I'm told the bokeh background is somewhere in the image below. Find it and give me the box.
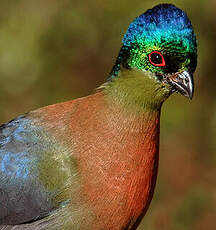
[0,0,215,229]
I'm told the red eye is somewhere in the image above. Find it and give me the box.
[148,51,166,67]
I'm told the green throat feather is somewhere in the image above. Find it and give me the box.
[104,69,171,112]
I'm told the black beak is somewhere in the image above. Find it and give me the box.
[168,71,194,99]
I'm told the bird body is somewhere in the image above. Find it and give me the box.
[1,70,163,229]
[0,4,197,230]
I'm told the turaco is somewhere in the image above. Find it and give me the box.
[0,3,197,230]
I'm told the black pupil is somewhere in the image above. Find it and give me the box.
[151,53,162,64]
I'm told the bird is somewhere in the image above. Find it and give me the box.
[0,3,197,230]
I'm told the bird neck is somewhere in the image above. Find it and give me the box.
[102,68,169,113]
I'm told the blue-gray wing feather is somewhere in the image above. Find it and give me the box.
[0,116,55,225]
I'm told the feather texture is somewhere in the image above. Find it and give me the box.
[0,3,198,230]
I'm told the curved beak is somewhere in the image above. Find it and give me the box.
[168,71,194,99]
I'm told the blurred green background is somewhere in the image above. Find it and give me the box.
[0,0,215,229]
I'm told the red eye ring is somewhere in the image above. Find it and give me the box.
[148,51,166,67]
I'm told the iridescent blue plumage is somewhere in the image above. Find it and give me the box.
[0,114,78,226]
[0,118,36,179]
[0,117,55,224]
[123,4,196,51]
[109,4,197,79]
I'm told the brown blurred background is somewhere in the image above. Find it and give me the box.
[0,0,215,229]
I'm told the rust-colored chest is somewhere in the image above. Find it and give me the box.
[34,92,160,229]
[68,93,160,229]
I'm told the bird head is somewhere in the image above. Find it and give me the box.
[108,4,197,104]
